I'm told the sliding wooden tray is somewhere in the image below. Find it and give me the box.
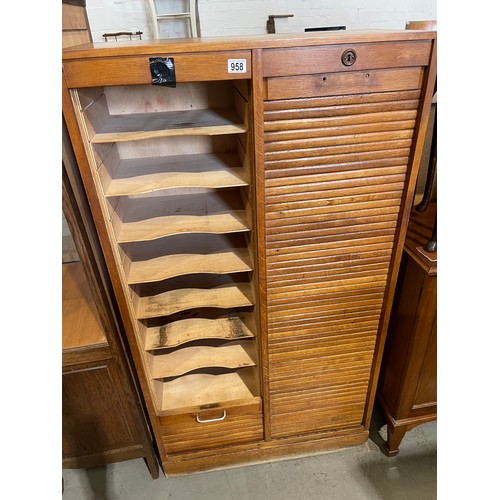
[103,152,249,197]
[122,234,253,284]
[156,367,259,413]
[133,274,255,320]
[143,311,255,350]
[111,190,252,243]
[151,340,257,378]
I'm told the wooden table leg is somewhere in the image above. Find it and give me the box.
[384,421,408,457]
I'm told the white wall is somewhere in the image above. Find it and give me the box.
[85,0,436,42]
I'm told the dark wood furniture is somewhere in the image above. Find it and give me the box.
[62,30,437,475]
[377,202,437,456]
[62,124,159,477]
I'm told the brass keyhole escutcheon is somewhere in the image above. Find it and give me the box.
[342,49,357,66]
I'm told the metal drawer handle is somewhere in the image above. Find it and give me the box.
[196,410,227,423]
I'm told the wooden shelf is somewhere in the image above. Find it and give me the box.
[62,262,108,351]
[128,249,252,284]
[104,153,249,197]
[136,281,254,319]
[152,341,257,378]
[158,368,258,412]
[74,79,259,429]
[89,108,247,143]
[144,312,255,350]
[124,233,252,284]
[114,191,251,243]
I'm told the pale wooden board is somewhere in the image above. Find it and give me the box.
[115,191,252,243]
[62,262,107,350]
[89,108,247,143]
[115,135,238,159]
[127,248,252,284]
[137,283,254,319]
[104,82,235,115]
[152,341,257,378]
[117,212,250,243]
[123,232,248,260]
[159,369,257,411]
[144,313,255,350]
[105,152,249,196]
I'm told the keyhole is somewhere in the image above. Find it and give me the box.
[341,49,357,66]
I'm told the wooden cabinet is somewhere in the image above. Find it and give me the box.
[62,30,436,475]
[62,125,159,477]
[377,203,437,456]
[62,0,91,49]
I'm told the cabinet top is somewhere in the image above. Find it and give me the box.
[62,30,436,60]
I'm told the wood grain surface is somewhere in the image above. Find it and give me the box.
[262,76,420,439]
[62,31,436,473]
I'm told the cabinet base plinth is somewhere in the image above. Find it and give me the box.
[161,427,368,475]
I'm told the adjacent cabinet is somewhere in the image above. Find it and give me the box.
[62,124,158,476]
[62,31,436,475]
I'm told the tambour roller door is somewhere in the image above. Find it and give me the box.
[263,88,422,438]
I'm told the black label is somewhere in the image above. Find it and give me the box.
[149,57,176,87]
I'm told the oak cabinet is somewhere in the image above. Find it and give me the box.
[62,125,159,476]
[377,203,437,456]
[62,30,436,475]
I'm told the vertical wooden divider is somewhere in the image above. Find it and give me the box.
[251,49,271,441]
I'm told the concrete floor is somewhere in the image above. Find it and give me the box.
[62,403,437,500]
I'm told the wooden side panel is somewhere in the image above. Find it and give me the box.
[377,253,419,412]
[262,87,422,439]
[62,3,91,49]
[62,3,88,30]
[62,360,140,461]
[412,317,437,408]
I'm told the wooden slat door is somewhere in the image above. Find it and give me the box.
[261,83,423,438]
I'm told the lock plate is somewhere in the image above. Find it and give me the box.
[341,49,357,66]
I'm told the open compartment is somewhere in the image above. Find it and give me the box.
[107,188,253,244]
[139,308,256,350]
[153,366,261,414]
[76,81,249,143]
[120,233,253,285]
[69,77,260,419]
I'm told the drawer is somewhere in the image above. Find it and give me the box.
[262,41,432,77]
[266,67,424,100]
[63,50,252,88]
[159,399,263,455]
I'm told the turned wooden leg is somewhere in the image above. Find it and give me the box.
[424,219,437,253]
[385,422,408,457]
